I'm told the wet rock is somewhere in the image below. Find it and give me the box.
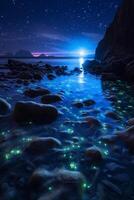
[83,99,96,106]
[101,180,122,196]
[29,168,85,200]
[18,71,33,80]
[83,60,103,75]
[116,126,134,153]
[85,146,103,162]
[24,88,50,98]
[127,118,134,126]
[106,95,117,101]
[71,67,82,74]
[13,101,58,124]
[101,73,119,81]
[16,79,23,84]
[84,117,101,127]
[105,111,120,120]
[105,162,126,173]
[26,137,61,154]
[47,74,56,80]
[41,94,62,104]
[0,98,11,115]
[73,102,83,108]
[99,135,118,145]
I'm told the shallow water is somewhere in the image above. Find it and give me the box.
[0,58,134,199]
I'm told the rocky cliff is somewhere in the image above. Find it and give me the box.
[95,0,134,62]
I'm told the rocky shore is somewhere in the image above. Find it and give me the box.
[83,0,134,82]
[0,58,134,200]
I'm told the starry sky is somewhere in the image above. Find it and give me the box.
[0,0,121,56]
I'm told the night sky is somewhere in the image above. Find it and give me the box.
[0,0,121,56]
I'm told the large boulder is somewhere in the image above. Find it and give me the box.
[25,137,61,154]
[13,101,58,124]
[29,168,85,200]
[0,98,11,115]
[85,146,103,163]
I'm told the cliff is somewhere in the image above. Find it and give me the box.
[95,0,134,62]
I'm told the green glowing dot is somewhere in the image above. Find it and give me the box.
[70,162,77,170]
[80,137,84,141]
[82,182,91,190]
[5,154,10,160]
[48,186,52,191]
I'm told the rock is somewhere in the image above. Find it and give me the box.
[41,94,62,104]
[73,102,83,108]
[99,135,118,145]
[47,74,56,80]
[106,95,117,101]
[105,111,120,120]
[85,146,103,162]
[95,0,134,62]
[38,187,68,200]
[26,137,61,154]
[13,101,58,124]
[101,180,122,196]
[105,162,126,173]
[127,118,134,126]
[24,88,50,98]
[84,117,101,127]
[0,98,11,115]
[101,73,119,81]
[83,60,103,74]
[71,67,82,74]
[18,71,33,80]
[33,73,42,80]
[83,99,96,106]
[29,168,85,200]
[116,126,134,153]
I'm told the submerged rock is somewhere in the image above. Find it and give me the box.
[41,94,62,104]
[83,99,96,106]
[85,146,103,163]
[0,98,11,115]
[24,88,50,98]
[99,135,118,145]
[13,101,58,124]
[105,111,120,120]
[29,168,85,200]
[85,117,101,127]
[83,60,103,74]
[73,102,83,108]
[26,137,61,154]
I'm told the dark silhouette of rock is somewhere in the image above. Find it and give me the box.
[84,0,134,81]
[0,98,11,115]
[29,168,85,200]
[96,0,134,62]
[13,101,58,124]
[24,88,50,98]
[41,94,62,104]
[25,137,61,154]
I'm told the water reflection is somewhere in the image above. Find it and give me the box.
[78,57,84,84]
